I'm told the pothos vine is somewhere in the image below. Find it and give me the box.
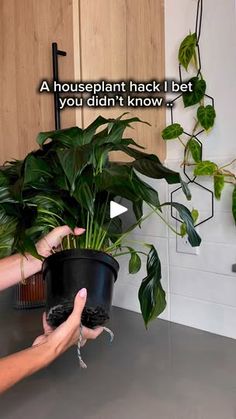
[162,0,236,227]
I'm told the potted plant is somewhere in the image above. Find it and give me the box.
[0,114,201,328]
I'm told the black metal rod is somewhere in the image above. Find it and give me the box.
[52,42,66,130]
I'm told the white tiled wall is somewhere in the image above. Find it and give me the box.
[114,0,236,339]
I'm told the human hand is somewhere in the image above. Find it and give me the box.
[32,288,103,356]
[36,225,85,258]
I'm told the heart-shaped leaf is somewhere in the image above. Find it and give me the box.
[197,105,216,130]
[162,123,184,140]
[186,138,202,162]
[178,33,197,71]
[182,77,206,108]
[194,160,218,176]
[128,247,142,274]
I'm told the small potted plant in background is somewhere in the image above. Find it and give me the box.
[0,114,201,328]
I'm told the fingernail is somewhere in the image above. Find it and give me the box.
[78,288,87,298]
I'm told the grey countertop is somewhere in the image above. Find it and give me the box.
[1,298,236,419]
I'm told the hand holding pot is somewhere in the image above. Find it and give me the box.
[33,288,104,355]
[36,225,86,258]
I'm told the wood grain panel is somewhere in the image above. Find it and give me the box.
[79,0,166,161]
[0,0,80,164]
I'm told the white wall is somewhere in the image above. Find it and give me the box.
[114,0,236,339]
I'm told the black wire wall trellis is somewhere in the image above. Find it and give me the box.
[169,0,215,228]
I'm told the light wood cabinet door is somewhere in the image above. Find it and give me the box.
[0,0,165,164]
[0,0,79,164]
[79,0,166,161]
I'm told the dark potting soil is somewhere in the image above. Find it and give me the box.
[47,302,109,329]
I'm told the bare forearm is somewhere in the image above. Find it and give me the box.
[0,253,42,291]
[0,342,56,394]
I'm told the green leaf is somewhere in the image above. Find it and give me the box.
[178,33,197,70]
[73,182,94,215]
[180,179,192,200]
[132,173,161,208]
[162,123,184,140]
[191,208,199,223]
[131,155,181,184]
[133,200,143,222]
[82,116,110,145]
[214,174,225,200]
[194,160,218,176]
[186,138,202,163]
[96,165,139,202]
[197,105,216,130]
[162,202,201,246]
[23,154,53,186]
[138,245,166,327]
[56,146,91,191]
[182,77,206,108]
[128,248,142,274]
[0,209,18,257]
[232,186,236,224]
[180,222,187,237]
[0,186,16,204]
[37,127,83,147]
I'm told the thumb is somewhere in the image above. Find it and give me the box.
[68,288,87,324]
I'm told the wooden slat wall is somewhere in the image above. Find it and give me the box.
[79,0,166,161]
[0,0,79,165]
[0,0,165,164]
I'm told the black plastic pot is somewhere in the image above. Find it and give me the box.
[42,249,119,329]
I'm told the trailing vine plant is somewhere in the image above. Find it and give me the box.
[162,0,236,227]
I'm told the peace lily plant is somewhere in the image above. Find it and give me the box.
[0,114,201,326]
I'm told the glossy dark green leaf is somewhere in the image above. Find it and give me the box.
[37,127,83,147]
[186,138,202,162]
[57,146,92,191]
[23,154,53,186]
[178,33,197,70]
[194,160,218,176]
[162,123,184,140]
[214,174,225,200]
[132,173,161,208]
[162,202,201,246]
[182,77,206,108]
[82,116,110,145]
[132,156,181,184]
[128,247,142,274]
[197,105,216,130]
[138,245,166,327]
[95,165,138,202]
[232,186,236,225]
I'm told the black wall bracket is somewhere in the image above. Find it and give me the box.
[52,42,66,130]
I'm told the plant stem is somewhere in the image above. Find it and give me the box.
[219,159,236,171]
[149,205,182,236]
[178,136,186,147]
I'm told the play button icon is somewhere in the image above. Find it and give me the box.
[110,201,128,219]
